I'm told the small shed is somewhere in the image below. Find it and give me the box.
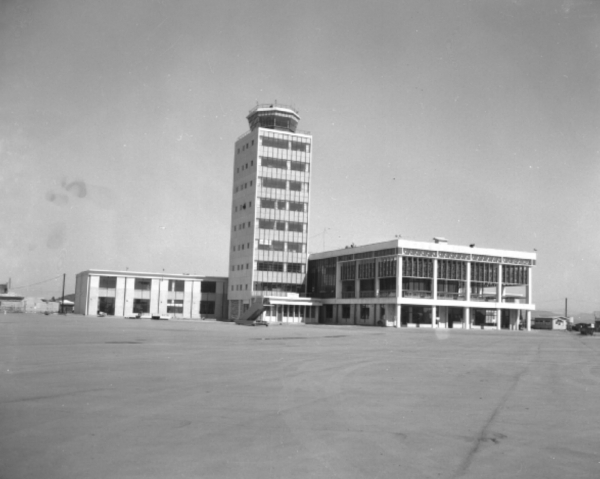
[532,316,568,330]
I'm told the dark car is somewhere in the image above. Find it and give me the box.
[253,319,269,327]
[572,323,585,332]
[580,324,595,336]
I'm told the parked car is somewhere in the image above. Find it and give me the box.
[572,323,586,332]
[253,319,269,327]
[579,324,595,336]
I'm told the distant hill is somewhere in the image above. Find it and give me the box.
[532,310,560,319]
[572,312,597,323]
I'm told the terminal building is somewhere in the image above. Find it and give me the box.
[74,270,228,320]
[74,103,536,329]
[306,238,536,330]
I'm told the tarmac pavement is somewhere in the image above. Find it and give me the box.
[1,313,599,479]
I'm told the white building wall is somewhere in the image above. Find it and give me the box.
[88,275,100,315]
[124,277,135,317]
[150,279,160,315]
[114,277,126,316]
[191,281,201,319]
[184,280,193,318]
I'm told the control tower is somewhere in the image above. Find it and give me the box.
[227,104,317,322]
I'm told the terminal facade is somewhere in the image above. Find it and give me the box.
[306,238,535,330]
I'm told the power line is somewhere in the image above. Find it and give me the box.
[11,275,63,290]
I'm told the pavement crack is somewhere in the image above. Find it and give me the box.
[452,359,533,478]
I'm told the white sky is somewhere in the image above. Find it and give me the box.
[1,0,599,313]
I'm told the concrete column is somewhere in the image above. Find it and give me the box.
[355,263,360,300]
[396,255,403,299]
[497,264,503,303]
[375,258,380,298]
[395,304,401,328]
[335,262,342,299]
[464,307,470,330]
[526,310,531,331]
[495,264,502,331]
[432,306,437,327]
[123,277,135,317]
[526,267,533,305]
[433,258,438,300]
[115,276,126,317]
[466,262,471,301]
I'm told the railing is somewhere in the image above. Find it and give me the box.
[249,103,299,115]
[254,291,299,297]
[437,292,466,300]
[470,294,497,302]
[359,290,376,298]
[402,290,433,299]
[237,127,311,141]
[378,290,397,298]
[341,291,356,299]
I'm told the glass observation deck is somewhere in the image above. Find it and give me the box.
[247,103,301,133]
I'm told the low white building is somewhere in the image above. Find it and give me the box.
[74,270,228,320]
[532,316,568,330]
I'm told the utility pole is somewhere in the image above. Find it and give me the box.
[61,273,66,315]
[565,297,568,318]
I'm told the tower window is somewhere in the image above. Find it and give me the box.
[261,157,287,169]
[259,219,275,230]
[261,136,289,149]
[289,181,303,192]
[287,242,303,253]
[290,141,307,152]
[289,202,305,212]
[288,222,304,233]
[290,162,306,172]
[257,262,285,272]
[287,263,303,273]
[261,178,286,190]
[260,198,276,209]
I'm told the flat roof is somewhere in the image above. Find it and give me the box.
[309,238,536,262]
[77,269,228,281]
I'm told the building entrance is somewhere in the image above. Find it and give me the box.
[447,307,463,329]
[98,297,115,316]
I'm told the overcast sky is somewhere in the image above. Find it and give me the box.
[1,0,599,313]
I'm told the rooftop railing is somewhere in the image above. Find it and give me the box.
[248,103,299,115]
[402,290,433,299]
[236,128,312,141]
[437,292,466,300]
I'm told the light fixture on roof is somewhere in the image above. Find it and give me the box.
[433,237,448,244]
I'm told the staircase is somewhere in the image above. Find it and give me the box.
[235,298,270,325]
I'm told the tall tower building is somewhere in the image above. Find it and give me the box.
[228,103,315,321]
